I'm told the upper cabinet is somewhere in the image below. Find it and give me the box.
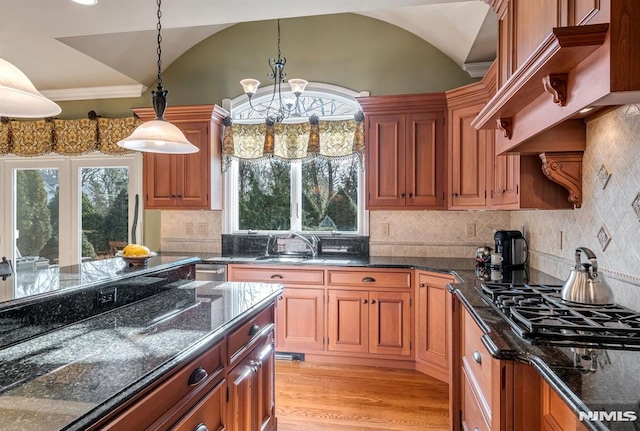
[477,0,640,155]
[133,105,227,210]
[358,94,447,210]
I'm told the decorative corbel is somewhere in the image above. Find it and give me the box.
[539,151,583,208]
[496,118,512,139]
[542,73,568,106]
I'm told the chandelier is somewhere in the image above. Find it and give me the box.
[118,0,198,154]
[239,19,308,125]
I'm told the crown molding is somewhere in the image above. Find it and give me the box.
[40,84,148,101]
[462,61,494,78]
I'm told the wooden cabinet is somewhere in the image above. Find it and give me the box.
[133,104,227,210]
[228,264,325,354]
[228,334,275,431]
[358,94,447,210]
[541,379,588,431]
[170,380,225,431]
[276,288,324,352]
[415,271,455,383]
[449,103,492,208]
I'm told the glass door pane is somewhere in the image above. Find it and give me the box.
[80,167,130,261]
[15,168,59,274]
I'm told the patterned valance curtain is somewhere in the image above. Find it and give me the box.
[221,116,365,172]
[0,115,141,157]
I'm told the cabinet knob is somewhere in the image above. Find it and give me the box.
[277,296,283,300]
[452,193,459,197]
[194,424,209,431]
[361,276,376,283]
[270,274,284,279]
[419,283,425,288]
[400,193,406,198]
[188,367,208,386]
[408,193,413,198]
[170,194,177,198]
[472,351,482,364]
[362,299,368,304]
[370,299,376,304]
[248,324,260,336]
[473,428,480,431]
[177,194,183,199]
[249,360,260,373]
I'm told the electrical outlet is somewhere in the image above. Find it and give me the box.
[381,223,390,237]
[185,222,194,234]
[466,223,476,238]
[197,222,208,235]
[96,287,117,307]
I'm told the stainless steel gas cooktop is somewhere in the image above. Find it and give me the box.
[479,283,640,350]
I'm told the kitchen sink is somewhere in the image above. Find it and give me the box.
[253,255,310,263]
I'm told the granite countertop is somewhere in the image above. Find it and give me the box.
[0,279,282,431]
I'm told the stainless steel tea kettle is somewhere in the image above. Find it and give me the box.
[561,247,614,305]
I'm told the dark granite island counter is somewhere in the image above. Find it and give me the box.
[0,257,282,431]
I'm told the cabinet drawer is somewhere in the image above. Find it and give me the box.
[228,306,274,363]
[103,343,223,431]
[462,365,492,431]
[327,269,411,288]
[228,265,324,285]
[461,309,493,413]
[171,379,225,431]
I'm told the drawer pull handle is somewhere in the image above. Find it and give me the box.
[362,276,376,283]
[249,324,260,336]
[188,367,208,386]
[270,274,284,279]
[195,423,209,431]
[419,283,425,288]
[472,351,482,364]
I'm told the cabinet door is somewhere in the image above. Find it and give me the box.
[368,291,411,356]
[405,112,445,208]
[416,272,453,382]
[171,380,226,431]
[450,104,489,208]
[366,114,406,208]
[276,288,324,352]
[144,152,178,208]
[227,356,256,431]
[255,337,276,431]
[327,290,369,353]
[176,121,210,209]
[490,130,520,208]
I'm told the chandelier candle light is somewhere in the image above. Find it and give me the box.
[118,0,198,154]
[240,19,308,124]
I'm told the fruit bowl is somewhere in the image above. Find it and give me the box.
[116,251,157,267]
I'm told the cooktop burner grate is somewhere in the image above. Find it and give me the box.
[479,283,640,349]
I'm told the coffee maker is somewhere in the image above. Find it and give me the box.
[494,230,529,269]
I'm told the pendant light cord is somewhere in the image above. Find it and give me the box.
[156,0,163,90]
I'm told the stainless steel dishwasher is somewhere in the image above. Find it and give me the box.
[195,263,227,281]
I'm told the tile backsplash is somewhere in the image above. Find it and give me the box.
[159,210,222,253]
[512,104,640,308]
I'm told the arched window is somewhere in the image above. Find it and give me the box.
[223,83,368,235]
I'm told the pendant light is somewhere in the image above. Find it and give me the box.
[118,0,198,154]
[0,58,62,118]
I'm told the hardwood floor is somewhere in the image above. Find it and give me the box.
[275,360,449,430]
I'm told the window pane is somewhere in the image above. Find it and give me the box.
[15,169,58,271]
[302,158,359,231]
[238,159,291,230]
[81,167,129,260]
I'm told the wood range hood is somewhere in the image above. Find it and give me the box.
[473,0,640,208]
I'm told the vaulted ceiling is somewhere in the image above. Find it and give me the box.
[0,0,496,100]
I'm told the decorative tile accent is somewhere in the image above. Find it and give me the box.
[597,162,612,189]
[632,193,640,221]
[597,224,611,251]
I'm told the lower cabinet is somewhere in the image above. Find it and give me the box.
[327,289,411,357]
[171,380,226,431]
[541,379,588,431]
[415,271,456,383]
[276,288,324,352]
[228,334,275,431]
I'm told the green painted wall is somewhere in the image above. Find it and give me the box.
[57,13,476,119]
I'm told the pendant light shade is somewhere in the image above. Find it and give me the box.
[0,58,62,118]
[118,118,198,154]
[117,0,198,154]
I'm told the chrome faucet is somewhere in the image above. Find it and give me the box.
[287,232,320,258]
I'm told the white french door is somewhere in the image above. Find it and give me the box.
[0,154,142,271]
